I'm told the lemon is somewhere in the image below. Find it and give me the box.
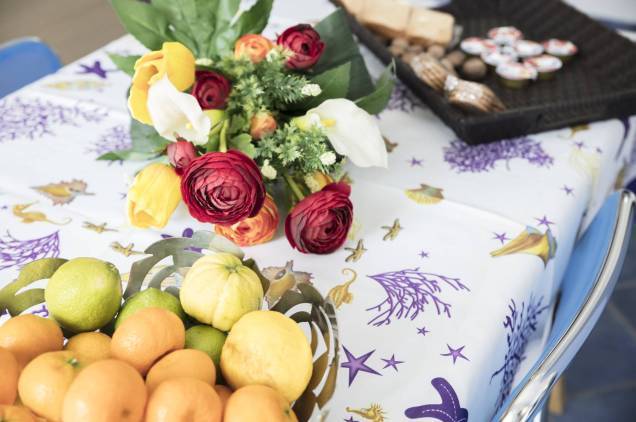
[185,325,227,370]
[45,258,122,333]
[220,310,313,402]
[115,288,186,329]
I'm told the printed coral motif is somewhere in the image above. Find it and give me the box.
[87,124,132,161]
[32,180,93,206]
[443,137,553,173]
[404,377,468,422]
[386,80,423,113]
[0,230,60,271]
[490,227,557,266]
[366,268,469,326]
[491,296,549,409]
[0,97,108,142]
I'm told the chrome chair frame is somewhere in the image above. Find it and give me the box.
[496,190,635,421]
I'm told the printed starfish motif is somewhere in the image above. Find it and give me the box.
[562,185,574,196]
[409,157,423,167]
[381,219,402,241]
[417,326,430,336]
[440,344,469,364]
[77,60,114,79]
[340,346,381,386]
[573,140,586,149]
[83,221,117,233]
[110,241,143,257]
[492,232,509,244]
[383,136,398,153]
[404,377,469,421]
[344,417,358,422]
[381,354,404,371]
[345,240,367,263]
[535,215,555,228]
[418,250,429,259]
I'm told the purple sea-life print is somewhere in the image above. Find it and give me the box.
[0,230,60,271]
[404,377,468,421]
[0,97,108,143]
[443,137,553,173]
[491,295,549,409]
[386,80,423,113]
[87,124,131,161]
[77,60,115,79]
[161,228,203,253]
[366,268,469,326]
[30,304,49,317]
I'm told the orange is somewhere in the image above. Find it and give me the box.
[0,315,63,369]
[145,349,215,394]
[62,359,146,422]
[224,385,298,422]
[213,385,232,410]
[145,378,222,422]
[64,332,111,364]
[0,347,19,405]
[0,405,36,422]
[17,351,84,421]
[110,307,185,375]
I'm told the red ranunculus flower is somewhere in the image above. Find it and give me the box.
[191,70,231,110]
[180,150,266,225]
[285,182,353,254]
[167,140,197,175]
[276,24,325,69]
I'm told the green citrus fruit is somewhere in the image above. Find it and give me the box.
[115,288,186,329]
[45,257,122,333]
[185,325,227,370]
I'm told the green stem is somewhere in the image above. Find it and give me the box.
[284,173,305,202]
[219,120,229,153]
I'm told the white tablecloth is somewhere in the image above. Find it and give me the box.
[1,1,634,420]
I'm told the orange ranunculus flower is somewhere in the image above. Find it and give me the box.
[250,111,277,140]
[128,42,195,125]
[234,34,274,64]
[215,195,279,246]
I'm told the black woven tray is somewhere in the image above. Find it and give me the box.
[333,0,636,144]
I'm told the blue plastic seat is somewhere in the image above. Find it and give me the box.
[0,37,61,98]
[493,190,635,421]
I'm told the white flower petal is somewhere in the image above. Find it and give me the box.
[309,99,387,168]
[147,75,211,145]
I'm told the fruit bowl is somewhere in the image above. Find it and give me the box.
[0,231,339,422]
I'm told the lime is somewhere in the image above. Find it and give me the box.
[185,325,227,370]
[45,257,122,333]
[115,288,186,329]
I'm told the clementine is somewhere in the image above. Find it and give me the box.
[0,347,19,405]
[0,315,63,369]
[0,405,36,422]
[224,385,298,422]
[110,307,185,375]
[17,351,84,421]
[64,332,111,364]
[145,378,222,422]
[62,359,146,422]
[145,349,215,394]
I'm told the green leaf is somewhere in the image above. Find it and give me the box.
[130,119,171,152]
[233,0,274,36]
[355,62,396,114]
[229,133,256,158]
[291,61,351,110]
[312,9,373,99]
[107,53,140,77]
[97,150,162,161]
[111,0,172,50]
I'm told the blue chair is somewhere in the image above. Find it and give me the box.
[0,37,61,98]
[494,189,635,421]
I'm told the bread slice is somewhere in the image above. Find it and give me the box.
[406,8,455,47]
[338,0,366,17]
[358,0,411,39]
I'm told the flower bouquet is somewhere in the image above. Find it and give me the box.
[102,0,394,254]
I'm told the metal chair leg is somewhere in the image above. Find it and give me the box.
[548,378,566,415]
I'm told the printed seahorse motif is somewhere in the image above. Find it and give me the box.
[346,404,386,422]
[32,180,94,205]
[327,268,357,308]
[261,261,313,306]
[12,203,70,225]
[110,242,143,257]
[404,378,468,421]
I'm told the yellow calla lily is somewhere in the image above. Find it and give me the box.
[128,42,196,125]
[127,163,182,228]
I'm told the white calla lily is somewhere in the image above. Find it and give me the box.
[146,75,211,145]
[306,99,387,168]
